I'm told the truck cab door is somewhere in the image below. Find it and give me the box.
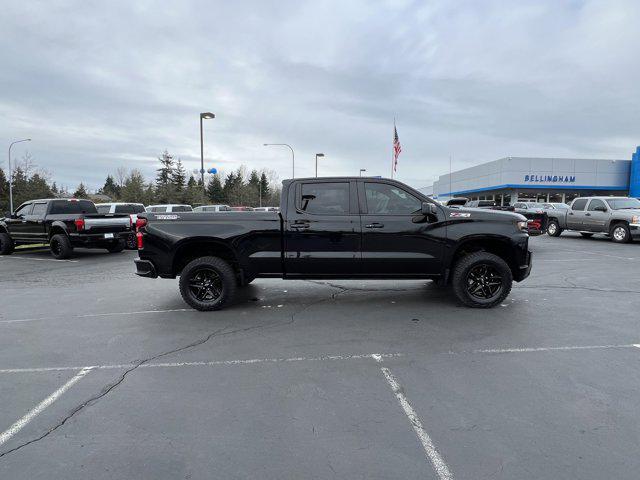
[583,199,608,232]
[6,203,33,241]
[567,198,588,230]
[358,181,444,275]
[27,202,49,241]
[284,180,361,276]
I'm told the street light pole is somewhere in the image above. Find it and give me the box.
[200,112,215,192]
[359,169,366,177]
[263,143,295,178]
[7,138,31,214]
[315,153,325,178]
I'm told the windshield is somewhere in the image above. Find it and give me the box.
[605,198,640,210]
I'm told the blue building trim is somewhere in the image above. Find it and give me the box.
[630,146,640,198]
[437,183,629,198]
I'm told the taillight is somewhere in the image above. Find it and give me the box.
[74,218,85,232]
[136,232,144,249]
[135,218,147,231]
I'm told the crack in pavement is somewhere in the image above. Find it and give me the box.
[0,319,289,459]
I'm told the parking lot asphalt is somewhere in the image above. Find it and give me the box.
[1,233,640,479]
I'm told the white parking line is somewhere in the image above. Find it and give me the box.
[551,249,636,261]
[0,353,404,374]
[372,354,453,480]
[0,309,194,324]
[470,344,636,354]
[2,256,78,263]
[0,367,92,446]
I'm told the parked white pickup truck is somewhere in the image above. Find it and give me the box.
[546,196,640,243]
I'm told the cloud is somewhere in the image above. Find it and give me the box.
[1,0,638,191]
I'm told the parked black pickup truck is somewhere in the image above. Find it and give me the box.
[135,177,532,309]
[0,198,133,259]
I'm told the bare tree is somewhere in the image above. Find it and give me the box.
[116,166,128,189]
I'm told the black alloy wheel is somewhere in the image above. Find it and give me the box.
[466,264,503,300]
[179,256,237,311]
[188,268,224,302]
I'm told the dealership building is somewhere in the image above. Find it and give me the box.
[421,147,640,205]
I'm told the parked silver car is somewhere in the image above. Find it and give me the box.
[546,196,640,243]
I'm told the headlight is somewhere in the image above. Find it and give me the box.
[517,221,528,232]
[632,215,640,224]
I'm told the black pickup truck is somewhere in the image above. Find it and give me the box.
[0,198,133,259]
[135,177,532,309]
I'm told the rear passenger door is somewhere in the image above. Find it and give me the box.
[567,198,588,229]
[284,180,361,275]
[359,181,443,275]
[26,202,49,242]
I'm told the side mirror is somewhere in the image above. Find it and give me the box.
[10,213,18,219]
[421,202,437,216]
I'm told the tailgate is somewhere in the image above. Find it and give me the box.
[83,215,132,234]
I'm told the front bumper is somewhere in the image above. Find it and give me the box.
[514,250,533,282]
[134,258,158,278]
[630,223,640,237]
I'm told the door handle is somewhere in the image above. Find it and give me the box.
[568,213,573,215]
[365,223,384,228]
[290,222,309,230]
[585,213,591,216]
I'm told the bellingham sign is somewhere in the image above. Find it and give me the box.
[524,174,576,183]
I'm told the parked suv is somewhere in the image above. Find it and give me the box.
[193,205,232,213]
[146,204,193,213]
[546,196,640,243]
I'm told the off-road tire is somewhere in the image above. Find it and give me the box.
[610,223,631,243]
[179,256,237,311]
[50,234,73,259]
[547,220,562,237]
[452,251,512,308]
[0,232,14,255]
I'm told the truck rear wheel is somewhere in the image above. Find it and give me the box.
[50,234,73,259]
[547,220,562,237]
[452,252,512,308]
[0,232,14,255]
[179,256,237,311]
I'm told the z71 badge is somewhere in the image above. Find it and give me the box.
[450,212,471,218]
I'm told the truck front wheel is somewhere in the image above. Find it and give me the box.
[0,233,14,255]
[179,256,237,311]
[452,252,512,308]
[50,234,73,259]
[610,223,631,243]
[547,220,562,237]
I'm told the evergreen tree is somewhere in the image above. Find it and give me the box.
[28,173,53,200]
[51,182,59,195]
[73,182,88,198]
[184,176,206,206]
[172,159,187,197]
[248,170,261,206]
[222,172,237,205]
[100,175,120,199]
[120,170,146,202]
[155,150,176,203]
[206,174,224,203]
[142,183,156,206]
[0,168,8,213]
[259,172,271,202]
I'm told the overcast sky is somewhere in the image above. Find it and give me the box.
[2,0,639,191]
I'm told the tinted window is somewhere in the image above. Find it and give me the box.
[571,198,588,211]
[31,203,48,217]
[365,183,421,215]
[300,183,350,215]
[587,199,606,211]
[605,198,640,210]
[173,206,192,212]
[14,203,33,216]
[96,205,111,214]
[514,203,526,209]
[148,206,167,212]
[115,204,136,214]
[49,200,97,215]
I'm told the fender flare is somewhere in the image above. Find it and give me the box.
[48,221,69,239]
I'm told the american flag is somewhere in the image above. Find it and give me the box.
[393,123,402,172]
